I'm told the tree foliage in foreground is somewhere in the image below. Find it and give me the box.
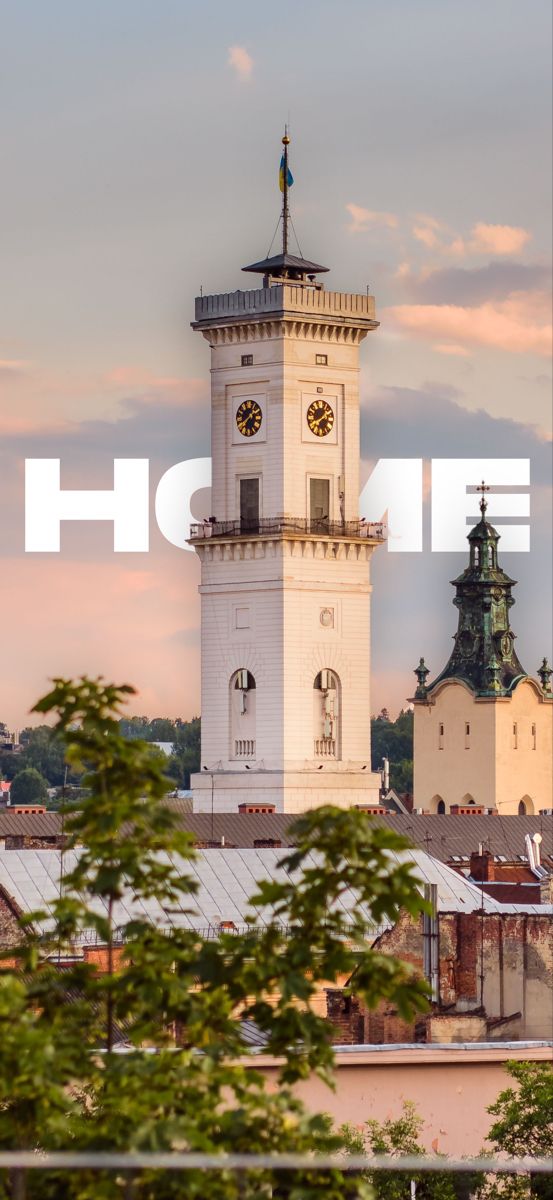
[475,1061,553,1200]
[341,1100,480,1200]
[0,676,431,1199]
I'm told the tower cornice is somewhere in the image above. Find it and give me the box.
[192,284,378,341]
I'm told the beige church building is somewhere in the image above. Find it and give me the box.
[412,490,552,815]
[189,135,384,812]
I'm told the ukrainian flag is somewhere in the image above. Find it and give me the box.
[279,154,294,192]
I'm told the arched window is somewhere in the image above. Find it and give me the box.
[230,669,256,760]
[437,799,446,814]
[313,670,341,759]
[473,545,480,567]
[488,544,494,567]
[518,799,526,815]
[519,795,534,816]
[432,795,446,815]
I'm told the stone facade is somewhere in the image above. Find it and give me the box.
[190,281,383,811]
[414,677,553,814]
[413,494,553,814]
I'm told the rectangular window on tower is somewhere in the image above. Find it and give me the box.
[465,722,471,749]
[316,353,328,365]
[310,478,330,532]
[532,723,537,750]
[239,477,260,534]
[241,354,253,366]
[438,723,444,750]
[512,722,518,749]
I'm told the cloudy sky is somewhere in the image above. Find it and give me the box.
[1,0,551,730]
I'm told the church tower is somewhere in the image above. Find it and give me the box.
[189,135,384,813]
[412,484,553,815]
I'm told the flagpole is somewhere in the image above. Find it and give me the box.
[282,129,290,256]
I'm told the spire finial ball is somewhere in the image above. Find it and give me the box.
[282,134,290,145]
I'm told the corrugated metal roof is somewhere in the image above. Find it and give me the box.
[2,846,548,946]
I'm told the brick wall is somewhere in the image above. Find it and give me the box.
[0,890,23,948]
[325,908,553,1044]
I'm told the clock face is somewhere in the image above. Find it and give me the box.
[306,398,334,438]
[236,398,262,438]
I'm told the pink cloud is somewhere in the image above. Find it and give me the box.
[346,204,398,234]
[411,215,532,259]
[469,222,531,256]
[227,45,253,81]
[385,291,552,357]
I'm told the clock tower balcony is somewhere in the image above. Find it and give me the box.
[189,517,386,544]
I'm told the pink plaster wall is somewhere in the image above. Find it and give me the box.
[251,1044,551,1156]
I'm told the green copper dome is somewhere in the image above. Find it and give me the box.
[426,489,527,698]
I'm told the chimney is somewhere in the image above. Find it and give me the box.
[469,848,495,881]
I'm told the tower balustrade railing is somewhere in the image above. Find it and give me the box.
[190,517,386,542]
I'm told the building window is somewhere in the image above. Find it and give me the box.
[241,354,253,366]
[309,478,330,531]
[313,670,340,759]
[532,723,537,750]
[473,546,480,567]
[230,670,256,760]
[512,722,518,749]
[437,799,446,815]
[438,723,444,750]
[316,353,328,365]
[465,722,470,749]
[239,477,260,534]
[488,545,494,567]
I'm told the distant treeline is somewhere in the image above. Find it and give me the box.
[1,710,411,798]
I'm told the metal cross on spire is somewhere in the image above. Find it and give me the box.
[476,480,490,515]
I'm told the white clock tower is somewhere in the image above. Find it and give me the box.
[189,136,384,813]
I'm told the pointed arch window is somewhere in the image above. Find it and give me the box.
[487,544,495,567]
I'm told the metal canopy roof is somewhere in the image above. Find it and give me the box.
[242,252,329,278]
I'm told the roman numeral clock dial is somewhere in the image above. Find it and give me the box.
[236,399,263,437]
[306,398,334,437]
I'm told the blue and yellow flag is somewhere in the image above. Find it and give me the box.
[279,154,294,192]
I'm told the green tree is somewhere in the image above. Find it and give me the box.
[0,676,432,1199]
[11,725,82,789]
[476,1062,553,1199]
[371,709,413,793]
[9,766,48,806]
[166,717,201,787]
[341,1101,476,1200]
